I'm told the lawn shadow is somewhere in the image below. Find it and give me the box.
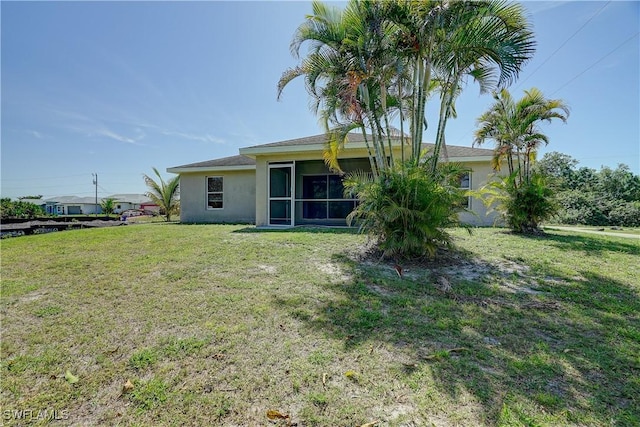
[233,225,359,234]
[271,243,640,425]
[526,230,640,256]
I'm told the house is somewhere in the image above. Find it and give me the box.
[44,196,102,215]
[106,194,159,214]
[40,194,157,216]
[167,133,499,227]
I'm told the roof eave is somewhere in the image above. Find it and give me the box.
[167,165,256,174]
[447,156,494,163]
[239,141,382,156]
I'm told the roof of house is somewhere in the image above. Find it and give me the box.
[44,196,99,205]
[168,133,495,173]
[40,194,152,205]
[106,194,152,204]
[168,154,257,173]
[170,155,256,170]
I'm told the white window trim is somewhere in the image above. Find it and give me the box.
[206,176,224,210]
[460,171,471,209]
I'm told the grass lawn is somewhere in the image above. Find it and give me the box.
[1,224,638,426]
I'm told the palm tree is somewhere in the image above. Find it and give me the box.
[278,0,401,177]
[474,87,569,233]
[278,0,535,177]
[143,167,180,222]
[427,0,535,172]
[277,0,539,253]
[474,87,570,186]
[100,197,116,215]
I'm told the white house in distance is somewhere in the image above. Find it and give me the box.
[168,133,500,227]
[41,194,158,215]
[107,194,160,214]
[44,196,103,215]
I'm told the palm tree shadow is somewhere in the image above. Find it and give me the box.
[271,246,640,424]
[521,230,639,255]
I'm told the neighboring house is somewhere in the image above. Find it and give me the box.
[106,194,158,214]
[44,196,102,215]
[40,194,157,215]
[167,133,500,227]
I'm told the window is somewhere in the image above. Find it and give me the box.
[300,174,356,220]
[459,172,471,208]
[207,177,223,209]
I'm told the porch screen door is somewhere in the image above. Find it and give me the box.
[269,164,294,226]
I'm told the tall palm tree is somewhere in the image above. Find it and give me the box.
[278,0,535,177]
[473,88,569,233]
[278,0,401,177]
[474,87,570,186]
[428,0,535,172]
[143,167,180,222]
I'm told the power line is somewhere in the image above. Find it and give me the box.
[551,31,639,96]
[516,1,611,90]
[1,172,144,182]
[1,173,92,182]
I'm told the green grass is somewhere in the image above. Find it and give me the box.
[1,224,638,426]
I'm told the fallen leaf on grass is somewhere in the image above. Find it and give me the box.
[345,370,360,383]
[64,370,79,384]
[266,409,289,420]
[360,421,380,427]
[393,264,403,278]
[122,379,134,393]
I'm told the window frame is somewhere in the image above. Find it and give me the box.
[299,173,356,221]
[459,171,471,209]
[206,176,224,210]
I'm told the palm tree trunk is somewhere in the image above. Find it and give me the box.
[360,126,378,178]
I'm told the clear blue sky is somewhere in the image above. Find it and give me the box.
[1,1,638,199]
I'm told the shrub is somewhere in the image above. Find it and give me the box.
[608,201,640,227]
[1,198,45,219]
[344,160,468,259]
[480,172,557,234]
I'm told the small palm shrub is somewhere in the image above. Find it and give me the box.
[480,171,557,234]
[344,160,468,259]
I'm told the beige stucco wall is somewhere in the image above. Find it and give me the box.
[254,149,502,227]
[179,170,256,223]
[458,161,502,226]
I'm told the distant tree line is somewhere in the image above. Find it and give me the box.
[536,152,640,227]
[0,198,45,220]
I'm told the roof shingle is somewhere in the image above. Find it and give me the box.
[169,134,494,171]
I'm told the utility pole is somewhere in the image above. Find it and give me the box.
[92,173,98,216]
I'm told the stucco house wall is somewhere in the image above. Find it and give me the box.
[457,161,501,226]
[178,170,256,223]
[169,134,503,227]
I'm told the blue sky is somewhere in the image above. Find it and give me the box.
[1,1,638,199]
